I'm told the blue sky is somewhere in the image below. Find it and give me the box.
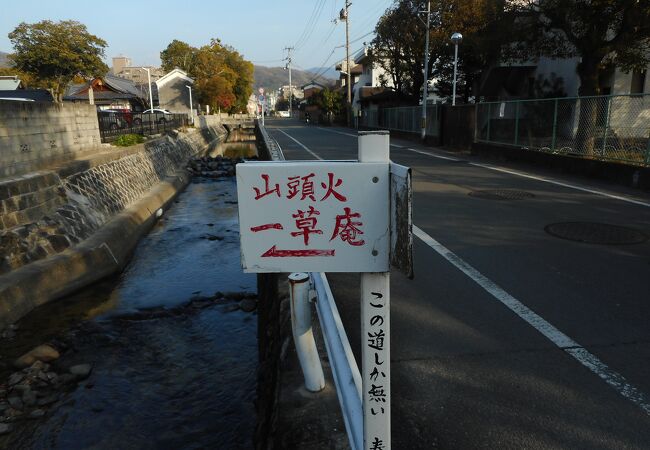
[0,0,393,70]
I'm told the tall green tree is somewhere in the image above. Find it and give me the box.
[509,0,650,96]
[371,0,424,100]
[509,0,650,153]
[8,20,107,101]
[371,0,512,103]
[160,39,197,73]
[160,38,253,113]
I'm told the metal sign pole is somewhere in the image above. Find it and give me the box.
[358,131,391,450]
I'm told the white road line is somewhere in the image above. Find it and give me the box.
[413,224,650,416]
[315,126,406,148]
[406,147,461,162]
[275,129,323,160]
[315,127,357,138]
[272,128,650,415]
[397,146,650,208]
[468,162,650,208]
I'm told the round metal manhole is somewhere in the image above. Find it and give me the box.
[545,222,648,245]
[468,189,535,200]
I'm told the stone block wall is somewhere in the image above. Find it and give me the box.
[0,102,102,178]
[0,125,226,274]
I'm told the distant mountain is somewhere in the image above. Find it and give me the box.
[0,51,10,68]
[306,67,339,80]
[254,65,335,92]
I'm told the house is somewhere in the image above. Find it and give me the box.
[0,89,53,102]
[63,74,148,111]
[302,82,326,99]
[155,68,195,114]
[0,75,24,90]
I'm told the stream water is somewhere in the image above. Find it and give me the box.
[0,130,258,449]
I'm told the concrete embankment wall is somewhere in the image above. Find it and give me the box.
[0,123,227,330]
[0,102,102,178]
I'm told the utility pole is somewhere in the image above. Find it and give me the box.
[284,47,294,118]
[420,1,431,140]
[340,1,352,127]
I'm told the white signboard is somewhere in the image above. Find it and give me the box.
[236,161,389,273]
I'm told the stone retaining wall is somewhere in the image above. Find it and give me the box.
[0,102,102,178]
[0,125,226,275]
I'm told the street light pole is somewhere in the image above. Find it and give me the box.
[420,1,431,140]
[341,1,352,127]
[186,85,194,124]
[284,47,294,118]
[450,32,463,106]
[138,67,154,111]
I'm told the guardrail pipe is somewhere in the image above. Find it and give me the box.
[312,272,363,450]
[289,272,325,392]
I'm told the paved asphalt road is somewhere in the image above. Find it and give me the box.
[264,118,650,449]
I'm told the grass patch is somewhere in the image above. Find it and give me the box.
[113,134,146,147]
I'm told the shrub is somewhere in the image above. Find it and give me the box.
[113,134,145,147]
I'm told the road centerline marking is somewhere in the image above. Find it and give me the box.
[413,224,650,415]
[275,129,323,160]
[315,126,406,148]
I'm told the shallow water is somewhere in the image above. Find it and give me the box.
[1,139,258,449]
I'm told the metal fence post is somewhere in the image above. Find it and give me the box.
[551,99,559,151]
[288,272,325,392]
[645,135,650,166]
[487,103,492,141]
[514,101,520,146]
[358,131,391,450]
[602,96,612,158]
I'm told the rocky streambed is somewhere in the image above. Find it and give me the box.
[0,148,259,448]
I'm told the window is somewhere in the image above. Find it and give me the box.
[630,70,646,95]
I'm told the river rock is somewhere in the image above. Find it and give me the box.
[28,409,46,419]
[37,394,58,407]
[14,344,60,368]
[69,364,92,380]
[239,299,257,313]
[22,389,36,407]
[7,396,23,411]
[0,423,12,435]
[8,372,24,386]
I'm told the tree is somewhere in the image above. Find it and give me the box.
[160,40,197,73]
[8,20,107,101]
[509,0,650,153]
[308,88,344,122]
[429,0,513,102]
[509,0,650,96]
[371,1,425,100]
[371,0,513,103]
[160,38,253,113]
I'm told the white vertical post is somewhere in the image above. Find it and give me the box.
[420,0,431,140]
[452,43,459,106]
[289,273,325,392]
[186,85,194,125]
[358,131,391,450]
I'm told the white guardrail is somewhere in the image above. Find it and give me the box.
[257,124,413,450]
[262,127,364,450]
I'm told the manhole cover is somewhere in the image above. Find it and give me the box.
[545,222,648,245]
[468,189,535,200]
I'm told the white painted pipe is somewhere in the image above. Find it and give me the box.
[289,272,325,392]
[312,272,363,450]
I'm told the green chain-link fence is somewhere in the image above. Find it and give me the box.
[476,94,650,167]
[361,105,441,138]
